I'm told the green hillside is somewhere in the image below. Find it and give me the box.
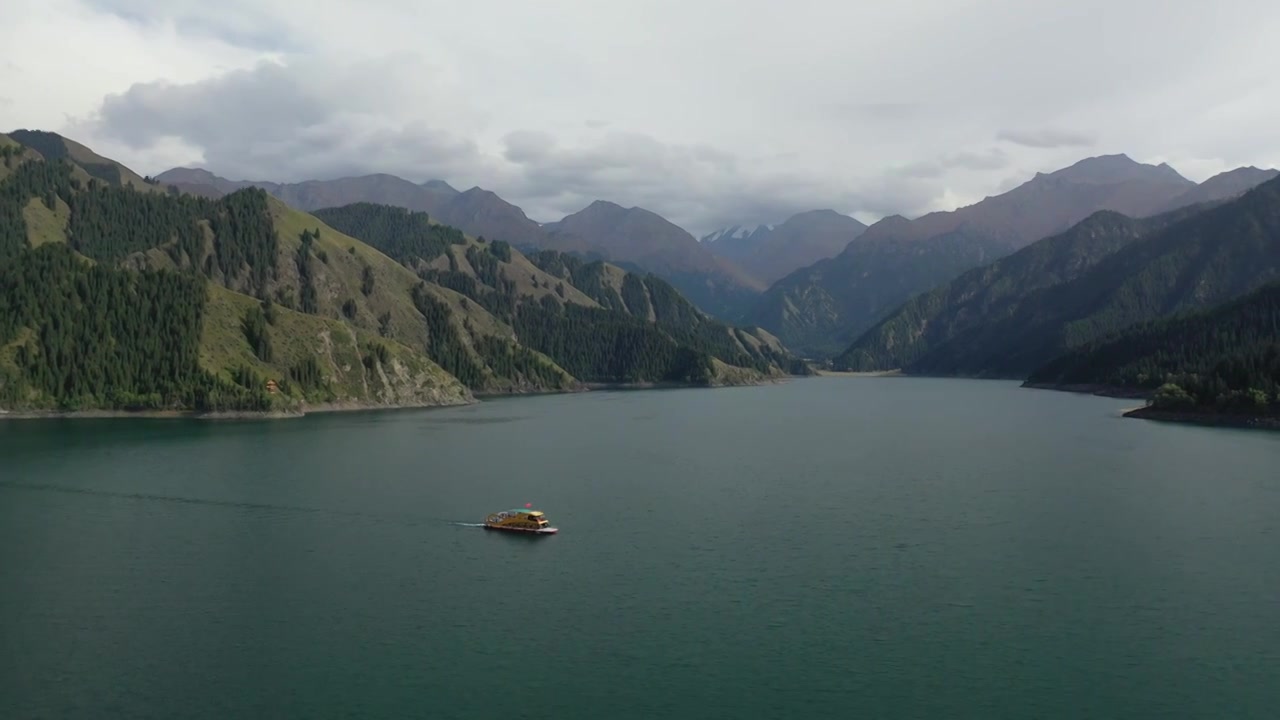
[0,146,474,412]
[0,132,800,414]
[315,203,804,384]
[1025,281,1280,420]
[6,130,165,194]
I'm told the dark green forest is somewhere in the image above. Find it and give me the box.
[514,298,715,384]
[0,244,269,411]
[0,156,281,410]
[1026,281,1280,415]
[313,203,466,264]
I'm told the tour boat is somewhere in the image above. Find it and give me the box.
[483,509,558,534]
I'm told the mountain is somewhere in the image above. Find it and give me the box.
[155,167,762,320]
[858,154,1195,248]
[747,232,1008,357]
[747,155,1237,357]
[841,174,1280,378]
[1160,166,1280,212]
[1,132,802,415]
[6,129,167,194]
[1024,280,1280,426]
[313,202,800,381]
[704,210,867,285]
[157,166,556,261]
[431,186,546,248]
[701,224,772,247]
[834,203,1214,372]
[154,168,454,214]
[540,200,768,320]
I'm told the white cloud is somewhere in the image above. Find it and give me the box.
[3,0,1280,235]
[997,129,1098,149]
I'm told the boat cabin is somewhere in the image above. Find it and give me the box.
[485,509,550,530]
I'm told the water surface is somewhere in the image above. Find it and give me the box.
[2,377,1278,718]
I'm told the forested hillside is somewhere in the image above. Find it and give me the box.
[746,155,1208,356]
[1025,281,1280,419]
[841,175,1280,378]
[748,230,1008,356]
[0,140,473,412]
[315,202,803,383]
[834,203,1212,371]
[0,134,800,415]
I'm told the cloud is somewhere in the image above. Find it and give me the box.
[78,54,950,234]
[6,0,1280,235]
[891,149,1011,179]
[997,128,1098,149]
[86,55,488,183]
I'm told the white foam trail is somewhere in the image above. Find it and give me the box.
[451,522,486,527]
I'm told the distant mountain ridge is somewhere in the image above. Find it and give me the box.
[539,200,766,319]
[853,154,1194,248]
[155,168,765,320]
[156,156,1278,351]
[1159,166,1280,212]
[833,203,1217,372]
[746,155,1278,355]
[839,173,1280,378]
[155,167,549,248]
[703,209,868,285]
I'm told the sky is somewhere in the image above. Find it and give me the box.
[2,0,1279,236]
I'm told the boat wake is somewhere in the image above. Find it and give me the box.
[450,522,487,528]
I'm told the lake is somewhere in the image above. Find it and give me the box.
[2,377,1278,719]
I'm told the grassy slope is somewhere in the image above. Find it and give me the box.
[308,201,794,382]
[201,284,472,409]
[22,197,71,247]
[267,199,573,392]
[60,136,164,194]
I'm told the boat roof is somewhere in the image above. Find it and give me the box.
[513,509,543,516]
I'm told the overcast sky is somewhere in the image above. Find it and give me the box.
[3,0,1279,235]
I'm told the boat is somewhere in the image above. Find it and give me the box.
[483,509,558,534]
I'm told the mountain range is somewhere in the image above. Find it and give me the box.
[748,156,1278,355]
[702,209,868,285]
[156,168,766,320]
[1,130,801,415]
[157,157,1278,362]
[4,127,1276,424]
[837,173,1280,378]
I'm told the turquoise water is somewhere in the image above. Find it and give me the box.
[2,377,1278,718]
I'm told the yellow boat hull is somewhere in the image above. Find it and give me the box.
[483,509,558,534]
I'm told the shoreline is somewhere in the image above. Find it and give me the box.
[813,369,903,378]
[0,375,791,422]
[1019,381,1149,400]
[1121,405,1280,431]
[0,397,475,422]
[1022,382,1280,431]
